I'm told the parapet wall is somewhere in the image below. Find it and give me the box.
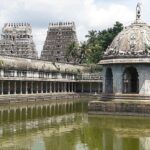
[49,22,75,28]
[3,23,32,32]
[4,23,31,27]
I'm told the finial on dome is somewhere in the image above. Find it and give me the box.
[136,2,142,21]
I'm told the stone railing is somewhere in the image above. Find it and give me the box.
[76,73,103,80]
[0,68,103,82]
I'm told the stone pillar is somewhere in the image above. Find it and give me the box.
[63,83,65,92]
[90,82,92,93]
[46,82,47,93]
[20,81,22,94]
[69,83,71,93]
[14,70,17,77]
[71,83,74,92]
[61,83,64,92]
[31,81,33,94]
[67,83,69,93]
[74,83,76,92]
[1,81,3,95]
[0,69,4,77]
[68,83,70,93]
[138,65,150,94]
[54,82,56,93]
[60,83,61,92]
[98,83,100,94]
[36,82,38,94]
[41,82,43,93]
[14,81,16,94]
[112,65,123,94]
[81,83,84,93]
[64,83,66,93]
[67,83,69,92]
[58,82,59,92]
[8,81,10,95]
[26,81,28,94]
[102,67,106,94]
[50,82,52,93]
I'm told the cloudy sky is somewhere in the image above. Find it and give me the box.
[0,0,149,56]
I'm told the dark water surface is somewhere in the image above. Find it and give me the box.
[0,99,150,150]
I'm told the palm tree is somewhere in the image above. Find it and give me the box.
[85,30,97,44]
[66,42,79,64]
[79,42,90,64]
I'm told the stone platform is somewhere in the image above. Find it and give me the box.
[88,95,150,116]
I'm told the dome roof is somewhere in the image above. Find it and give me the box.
[103,3,150,59]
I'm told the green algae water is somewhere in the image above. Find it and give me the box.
[0,99,150,150]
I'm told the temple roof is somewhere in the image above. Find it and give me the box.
[102,3,150,60]
[0,55,88,74]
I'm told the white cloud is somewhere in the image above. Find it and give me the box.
[32,28,47,57]
[0,0,147,55]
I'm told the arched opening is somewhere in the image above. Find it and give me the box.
[105,68,113,93]
[123,67,139,93]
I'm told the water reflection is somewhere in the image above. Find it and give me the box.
[0,100,86,123]
[0,100,150,150]
[86,116,150,150]
[0,100,87,150]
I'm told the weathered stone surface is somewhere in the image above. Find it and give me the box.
[99,58,150,65]
[0,55,87,73]
[0,23,38,59]
[41,22,78,63]
[99,4,150,96]
[89,100,150,115]
[102,3,150,60]
[102,64,150,95]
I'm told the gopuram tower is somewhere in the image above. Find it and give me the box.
[41,22,78,63]
[0,23,38,59]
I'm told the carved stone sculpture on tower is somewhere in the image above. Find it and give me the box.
[41,22,78,63]
[103,3,150,59]
[0,23,38,59]
[136,2,142,21]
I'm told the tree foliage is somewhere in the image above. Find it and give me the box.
[66,21,123,64]
[83,21,124,63]
[65,41,80,64]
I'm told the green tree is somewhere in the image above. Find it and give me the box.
[85,30,97,44]
[65,42,80,64]
[81,21,123,64]
[66,22,123,64]
[79,41,90,64]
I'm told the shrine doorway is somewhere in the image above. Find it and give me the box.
[123,67,139,93]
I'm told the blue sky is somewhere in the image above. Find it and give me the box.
[0,0,148,56]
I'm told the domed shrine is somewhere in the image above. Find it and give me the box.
[100,3,150,97]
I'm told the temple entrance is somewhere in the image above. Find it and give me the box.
[105,68,113,93]
[123,67,139,93]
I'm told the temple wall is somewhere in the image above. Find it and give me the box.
[103,64,150,95]
[138,65,150,94]
[103,64,123,94]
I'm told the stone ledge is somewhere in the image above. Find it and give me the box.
[99,58,150,64]
[100,94,150,100]
[88,100,150,116]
